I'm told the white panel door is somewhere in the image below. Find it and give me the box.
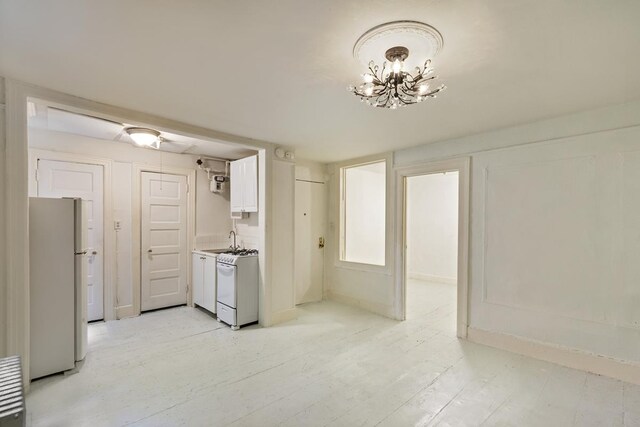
[37,159,104,321]
[141,172,188,311]
[295,180,325,304]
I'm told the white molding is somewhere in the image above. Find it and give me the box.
[28,149,116,321]
[332,152,395,275]
[407,272,456,285]
[5,80,30,388]
[394,157,470,338]
[115,305,136,319]
[259,150,273,327]
[326,290,395,319]
[131,164,196,317]
[270,307,298,325]
[467,327,640,385]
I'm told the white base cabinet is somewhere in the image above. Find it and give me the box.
[192,252,217,314]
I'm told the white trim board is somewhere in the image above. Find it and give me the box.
[326,290,395,319]
[270,307,298,325]
[407,272,456,285]
[394,157,471,338]
[467,327,640,385]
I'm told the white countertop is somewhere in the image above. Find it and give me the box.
[192,249,226,257]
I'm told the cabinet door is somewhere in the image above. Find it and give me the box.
[242,155,258,212]
[192,253,204,307]
[230,159,244,213]
[202,255,217,313]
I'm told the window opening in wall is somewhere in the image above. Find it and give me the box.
[340,160,386,266]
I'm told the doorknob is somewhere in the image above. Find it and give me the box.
[147,249,153,253]
[318,237,325,249]
[91,250,98,255]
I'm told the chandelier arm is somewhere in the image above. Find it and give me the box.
[349,54,444,108]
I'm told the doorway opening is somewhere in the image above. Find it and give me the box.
[404,171,459,328]
[397,158,469,338]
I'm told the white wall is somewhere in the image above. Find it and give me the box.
[406,172,458,284]
[270,159,295,315]
[343,162,386,266]
[28,128,235,315]
[327,99,640,366]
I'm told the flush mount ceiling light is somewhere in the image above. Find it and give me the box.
[348,21,446,109]
[125,127,161,149]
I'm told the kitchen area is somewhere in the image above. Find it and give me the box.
[26,102,269,381]
[191,154,261,331]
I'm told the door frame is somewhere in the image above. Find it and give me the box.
[28,149,115,321]
[131,164,196,317]
[394,157,470,338]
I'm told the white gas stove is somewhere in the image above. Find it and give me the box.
[216,249,258,266]
[216,249,259,330]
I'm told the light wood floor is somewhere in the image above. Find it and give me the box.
[27,280,640,426]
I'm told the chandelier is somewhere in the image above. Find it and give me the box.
[349,21,446,109]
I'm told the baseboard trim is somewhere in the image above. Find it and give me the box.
[326,290,396,319]
[270,308,298,325]
[115,305,136,320]
[467,327,640,385]
[408,272,456,285]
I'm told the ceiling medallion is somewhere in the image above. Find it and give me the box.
[348,21,446,109]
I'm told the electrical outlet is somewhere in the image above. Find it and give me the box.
[114,220,121,231]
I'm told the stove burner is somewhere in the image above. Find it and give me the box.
[223,248,258,256]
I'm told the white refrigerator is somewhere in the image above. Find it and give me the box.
[29,197,88,380]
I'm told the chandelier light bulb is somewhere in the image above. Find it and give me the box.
[362,73,374,83]
[419,84,429,94]
[364,85,374,96]
[392,59,402,74]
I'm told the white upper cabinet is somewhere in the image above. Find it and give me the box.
[230,155,258,213]
[230,160,244,212]
[242,155,258,212]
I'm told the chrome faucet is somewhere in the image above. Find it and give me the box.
[229,230,239,251]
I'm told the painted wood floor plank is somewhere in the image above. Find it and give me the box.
[26,281,639,427]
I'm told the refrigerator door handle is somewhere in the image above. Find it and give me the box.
[74,250,87,255]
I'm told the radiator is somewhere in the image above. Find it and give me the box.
[0,356,25,427]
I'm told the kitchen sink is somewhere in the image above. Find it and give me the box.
[200,248,229,254]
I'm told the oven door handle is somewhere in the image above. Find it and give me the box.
[217,263,236,273]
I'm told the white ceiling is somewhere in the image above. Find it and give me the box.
[2,0,640,162]
[28,103,256,159]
